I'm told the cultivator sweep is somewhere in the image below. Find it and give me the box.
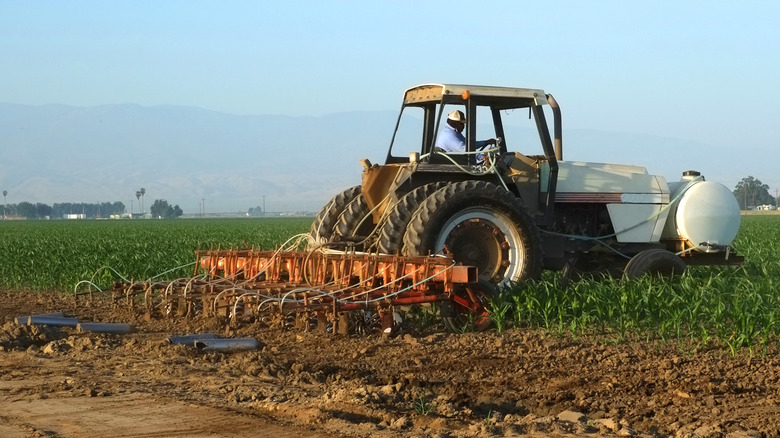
[111,248,484,333]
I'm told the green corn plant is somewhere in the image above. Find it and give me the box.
[487,293,511,333]
[413,392,434,416]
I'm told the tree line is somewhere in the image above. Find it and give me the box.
[149,199,183,219]
[1,200,183,219]
[2,202,126,219]
[733,176,777,210]
[1,176,771,219]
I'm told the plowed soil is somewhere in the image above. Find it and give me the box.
[1,290,779,438]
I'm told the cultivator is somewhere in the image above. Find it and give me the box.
[111,248,484,333]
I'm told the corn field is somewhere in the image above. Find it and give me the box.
[498,215,780,353]
[0,215,777,351]
[0,218,311,291]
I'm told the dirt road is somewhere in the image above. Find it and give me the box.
[1,290,779,437]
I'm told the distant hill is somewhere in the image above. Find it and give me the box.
[0,103,744,213]
[0,103,396,213]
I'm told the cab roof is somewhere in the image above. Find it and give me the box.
[403,83,549,107]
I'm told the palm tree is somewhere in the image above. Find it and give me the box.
[135,190,141,216]
[2,190,6,220]
[140,188,146,214]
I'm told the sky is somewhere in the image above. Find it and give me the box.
[1,0,779,205]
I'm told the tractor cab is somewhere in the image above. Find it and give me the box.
[385,84,561,166]
[371,83,561,225]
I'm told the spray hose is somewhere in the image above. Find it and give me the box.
[541,175,705,258]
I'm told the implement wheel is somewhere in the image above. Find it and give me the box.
[441,279,498,332]
[403,181,542,285]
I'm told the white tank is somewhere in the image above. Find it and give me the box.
[663,174,741,252]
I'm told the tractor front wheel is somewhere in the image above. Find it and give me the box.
[623,249,687,280]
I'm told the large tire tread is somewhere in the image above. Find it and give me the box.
[334,194,376,248]
[377,182,446,255]
[310,186,361,245]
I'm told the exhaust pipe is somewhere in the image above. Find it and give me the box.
[547,94,563,161]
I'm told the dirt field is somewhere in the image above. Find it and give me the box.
[1,290,779,438]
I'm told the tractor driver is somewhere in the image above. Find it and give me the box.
[434,110,496,153]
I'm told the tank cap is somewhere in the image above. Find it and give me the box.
[683,170,701,177]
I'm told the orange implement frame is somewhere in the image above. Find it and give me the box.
[114,249,478,331]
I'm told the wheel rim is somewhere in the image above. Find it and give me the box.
[435,207,525,285]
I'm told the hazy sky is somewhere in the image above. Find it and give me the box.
[2,1,779,193]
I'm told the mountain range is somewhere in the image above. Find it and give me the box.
[0,103,746,214]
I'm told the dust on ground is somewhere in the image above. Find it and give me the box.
[1,289,778,438]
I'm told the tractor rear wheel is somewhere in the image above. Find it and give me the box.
[403,181,542,285]
[377,182,446,255]
[309,186,361,247]
[623,249,687,280]
[334,194,376,250]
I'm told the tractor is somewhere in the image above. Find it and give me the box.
[310,83,743,285]
[109,84,744,335]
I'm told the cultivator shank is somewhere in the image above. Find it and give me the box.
[113,249,479,333]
